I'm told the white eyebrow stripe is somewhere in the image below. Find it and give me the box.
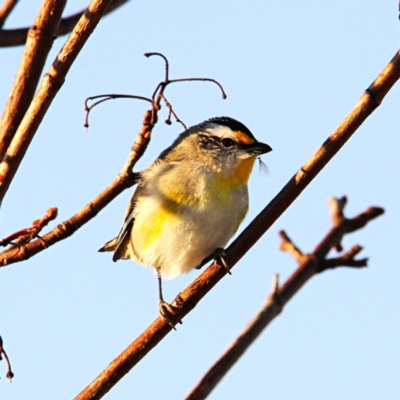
[204,125,237,140]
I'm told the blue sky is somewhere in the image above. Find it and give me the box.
[1,1,400,399]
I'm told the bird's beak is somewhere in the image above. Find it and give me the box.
[245,141,272,156]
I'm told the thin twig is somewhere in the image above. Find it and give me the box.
[278,230,303,262]
[321,245,368,271]
[0,207,57,247]
[0,172,137,266]
[169,78,227,99]
[145,52,227,126]
[0,0,67,161]
[0,336,14,381]
[84,53,226,132]
[184,198,383,400]
[73,49,400,400]
[0,0,113,203]
[0,104,156,266]
[0,0,18,27]
[0,0,130,47]
[159,94,187,130]
[84,94,152,129]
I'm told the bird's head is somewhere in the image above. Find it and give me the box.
[161,117,272,184]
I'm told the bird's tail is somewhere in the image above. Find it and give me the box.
[98,237,118,253]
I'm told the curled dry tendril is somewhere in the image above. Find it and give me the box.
[84,52,227,130]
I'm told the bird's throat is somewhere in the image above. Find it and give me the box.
[230,156,256,186]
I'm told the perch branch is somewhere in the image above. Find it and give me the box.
[73,49,399,400]
[0,0,113,203]
[0,0,67,161]
[0,0,129,47]
[184,198,383,400]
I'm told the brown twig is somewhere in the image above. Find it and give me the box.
[159,93,187,129]
[278,230,304,262]
[73,49,399,400]
[0,207,57,247]
[0,105,152,266]
[145,52,227,126]
[0,336,14,381]
[0,0,18,27]
[184,197,383,400]
[84,53,225,131]
[83,94,153,129]
[0,172,136,266]
[0,0,113,203]
[322,245,368,270]
[0,0,67,161]
[0,0,130,47]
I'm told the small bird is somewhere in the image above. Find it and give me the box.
[99,116,272,326]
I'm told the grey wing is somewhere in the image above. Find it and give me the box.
[111,186,142,262]
[98,185,142,262]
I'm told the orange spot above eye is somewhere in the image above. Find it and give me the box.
[234,130,255,145]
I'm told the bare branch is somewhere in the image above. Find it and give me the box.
[0,0,67,160]
[314,206,384,258]
[0,0,113,203]
[0,173,137,266]
[72,47,399,399]
[0,0,130,47]
[0,0,18,27]
[0,104,158,267]
[184,198,382,400]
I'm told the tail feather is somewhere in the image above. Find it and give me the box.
[98,237,118,253]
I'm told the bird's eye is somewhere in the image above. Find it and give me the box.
[221,138,235,148]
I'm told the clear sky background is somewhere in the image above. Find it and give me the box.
[1,1,400,399]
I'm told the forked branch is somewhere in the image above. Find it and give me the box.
[184,197,383,400]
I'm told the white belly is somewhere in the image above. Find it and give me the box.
[130,187,248,279]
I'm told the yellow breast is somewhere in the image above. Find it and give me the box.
[212,156,256,194]
[139,205,179,250]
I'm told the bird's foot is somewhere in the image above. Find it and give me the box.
[213,248,231,274]
[195,247,231,274]
[158,300,182,330]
